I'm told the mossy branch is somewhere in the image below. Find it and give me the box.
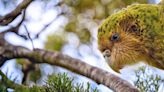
[0,70,26,89]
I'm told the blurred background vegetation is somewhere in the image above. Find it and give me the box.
[0,0,163,92]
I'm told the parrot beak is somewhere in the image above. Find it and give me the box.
[103,49,111,62]
[103,50,111,57]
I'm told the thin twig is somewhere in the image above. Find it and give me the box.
[23,24,34,49]
[33,15,60,39]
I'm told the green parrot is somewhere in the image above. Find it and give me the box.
[98,3,164,72]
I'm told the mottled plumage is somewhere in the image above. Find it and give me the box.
[98,4,164,72]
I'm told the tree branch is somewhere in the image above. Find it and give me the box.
[2,9,26,34]
[0,70,26,89]
[0,39,139,92]
[0,0,33,26]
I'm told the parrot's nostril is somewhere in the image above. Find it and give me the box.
[103,50,111,57]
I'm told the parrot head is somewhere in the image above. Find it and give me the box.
[98,4,162,72]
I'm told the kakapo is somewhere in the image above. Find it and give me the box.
[98,4,164,72]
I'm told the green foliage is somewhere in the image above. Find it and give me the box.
[0,85,7,92]
[46,73,74,92]
[134,66,163,92]
[45,32,66,51]
[45,73,99,92]
[15,86,45,92]
[29,67,41,83]
[77,29,91,43]
[14,73,99,92]
[46,0,148,46]
[16,59,41,84]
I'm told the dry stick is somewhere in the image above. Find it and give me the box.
[0,0,33,25]
[0,42,139,92]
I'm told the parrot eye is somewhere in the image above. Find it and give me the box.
[111,33,119,41]
[130,25,138,32]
